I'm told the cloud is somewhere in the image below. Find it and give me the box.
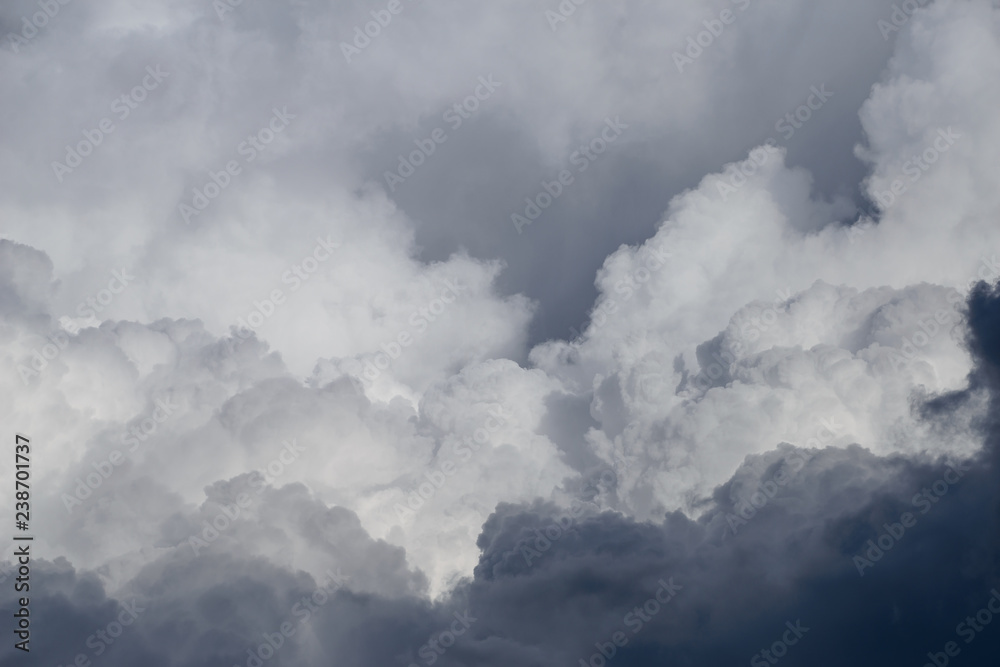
[2,0,1000,664]
[4,280,998,666]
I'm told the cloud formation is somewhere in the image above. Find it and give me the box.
[2,0,1000,665]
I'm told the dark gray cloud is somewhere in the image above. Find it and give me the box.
[4,1,1000,664]
[3,282,998,666]
[443,280,1000,666]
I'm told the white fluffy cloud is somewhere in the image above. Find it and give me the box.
[2,0,999,607]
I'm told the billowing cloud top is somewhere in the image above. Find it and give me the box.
[2,0,1000,665]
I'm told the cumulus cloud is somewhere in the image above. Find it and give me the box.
[2,0,1000,664]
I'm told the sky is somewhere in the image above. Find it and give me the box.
[2,0,1000,665]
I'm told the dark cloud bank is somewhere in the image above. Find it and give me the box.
[5,281,998,667]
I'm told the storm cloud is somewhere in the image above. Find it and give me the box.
[2,0,1000,665]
